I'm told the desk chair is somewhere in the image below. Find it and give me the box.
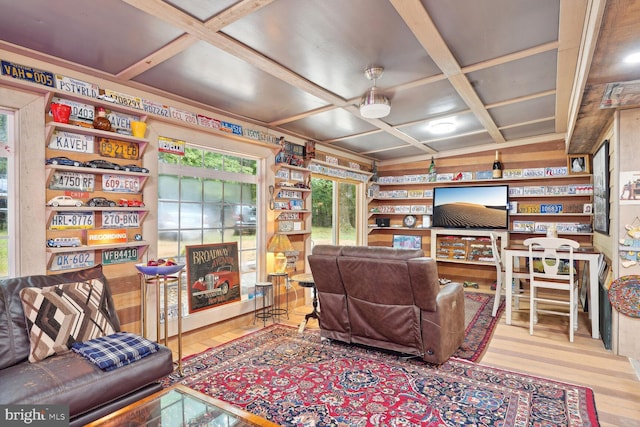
[524,237,580,342]
[490,232,529,317]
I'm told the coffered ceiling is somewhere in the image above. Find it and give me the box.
[0,0,638,163]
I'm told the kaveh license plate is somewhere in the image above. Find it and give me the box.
[102,211,140,228]
[98,137,139,160]
[50,212,95,230]
[49,130,94,154]
[50,171,95,192]
[102,247,139,265]
[50,251,95,271]
[102,174,141,193]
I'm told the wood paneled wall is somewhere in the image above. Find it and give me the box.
[371,140,594,287]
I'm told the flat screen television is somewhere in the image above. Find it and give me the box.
[432,185,509,229]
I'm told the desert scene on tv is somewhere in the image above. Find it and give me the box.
[433,186,508,229]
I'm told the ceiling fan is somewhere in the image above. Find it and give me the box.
[359,66,391,119]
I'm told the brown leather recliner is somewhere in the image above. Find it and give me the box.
[309,245,465,364]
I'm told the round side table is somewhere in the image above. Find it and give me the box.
[291,273,320,329]
[254,282,274,326]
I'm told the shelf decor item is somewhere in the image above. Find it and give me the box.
[568,153,590,175]
[93,107,112,131]
[50,103,71,123]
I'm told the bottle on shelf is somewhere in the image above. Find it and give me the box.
[492,150,502,179]
[428,156,437,182]
[93,107,112,131]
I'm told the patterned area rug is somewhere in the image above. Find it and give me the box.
[163,325,599,426]
[455,292,504,362]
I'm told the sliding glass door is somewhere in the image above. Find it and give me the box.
[310,177,358,247]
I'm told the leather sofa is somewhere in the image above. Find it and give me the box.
[0,265,174,426]
[308,245,465,364]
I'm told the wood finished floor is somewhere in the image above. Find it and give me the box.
[167,298,640,427]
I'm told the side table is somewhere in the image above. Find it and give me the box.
[254,281,274,326]
[267,272,289,320]
[291,273,320,332]
[135,263,186,375]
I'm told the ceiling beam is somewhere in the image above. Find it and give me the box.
[390,0,505,145]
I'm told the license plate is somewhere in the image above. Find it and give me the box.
[49,131,94,154]
[50,171,95,191]
[55,74,99,98]
[1,60,54,87]
[50,212,95,230]
[541,204,563,214]
[158,136,185,155]
[102,174,140,193]
[106,110,140,136]
[98,137,139,160]
[51,97,94,123]
[50,251,95,271]
[102,211,140,228]
[102,247,139,265]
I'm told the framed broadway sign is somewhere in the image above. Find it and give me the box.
[185,243,241,313]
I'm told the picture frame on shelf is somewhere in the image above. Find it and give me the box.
[567,153,590,175]
[592,140,610,234]
[392,235,422,250]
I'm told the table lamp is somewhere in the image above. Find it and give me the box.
[267,234,294,273]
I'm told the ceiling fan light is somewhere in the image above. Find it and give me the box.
[360,87,391,119]
[429,121,455,134]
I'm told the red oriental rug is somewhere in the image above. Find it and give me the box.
[163,325,599,427]
[455,292,504,362]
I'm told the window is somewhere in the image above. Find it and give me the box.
[157,147,258,298]
[0,109,14,278]
[310,177,358,246]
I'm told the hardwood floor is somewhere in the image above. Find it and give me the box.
[167,298,640,427]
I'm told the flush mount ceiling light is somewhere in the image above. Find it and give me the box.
[360,66,391,119]
[428,120,456,134]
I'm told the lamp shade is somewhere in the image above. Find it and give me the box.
[267,234,294,274]
[267,234,294,253]
[360,86,391,119]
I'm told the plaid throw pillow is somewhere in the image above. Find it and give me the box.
[19,279,117,363]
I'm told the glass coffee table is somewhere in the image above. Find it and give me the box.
[86,384,279,426]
